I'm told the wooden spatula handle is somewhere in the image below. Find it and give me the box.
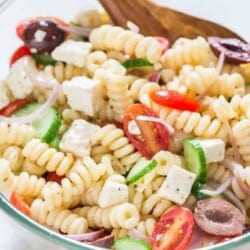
[99,0,244,44]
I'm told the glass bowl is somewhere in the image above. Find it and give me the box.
[0,0,249,249]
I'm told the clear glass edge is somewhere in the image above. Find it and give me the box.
[0,193,250,250]
[0,193,105,250]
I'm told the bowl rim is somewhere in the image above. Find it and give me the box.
[0,193,249,250]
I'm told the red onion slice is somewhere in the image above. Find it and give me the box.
[149,73,161,83]
[234,167,250,195]
[216,52,225,74]
[136,115,175,135]
[66,230,106,242]
[200,177,232,196]
[87,234,114,248]
[58,24,91,38]
[128,228,150,243]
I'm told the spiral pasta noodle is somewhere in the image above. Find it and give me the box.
[176,65,245,98]
[22,159,47,177]
[2,146,24,171]
[207,163,232,182]
[0,122,35,146]
[231,165,250,200]
[44,62,87,83]
[145,101,228,139]
[91,124,143,173]
[129,78,160,102]
[41,157,107,210]
[22,138,75,176]
[232,119,250,163]
[75,202,140,229]
[161,36,216,72]
[31,198,88,234]
[89,25,161,63]
[0,159,45,197]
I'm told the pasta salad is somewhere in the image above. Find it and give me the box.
[1,8,250,250]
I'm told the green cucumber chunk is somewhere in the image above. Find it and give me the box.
[122,58,153,69]
[32,54,57,66]
[126,158,157,184]
[183,138,207,184]
[114,237,151,250]
[191,182,210,200]
[12,103,61,143]
[49,134,60,149]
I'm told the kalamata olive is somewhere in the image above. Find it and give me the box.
[22,20,66,53]
[208,36,250,64]
[194,198,245,236]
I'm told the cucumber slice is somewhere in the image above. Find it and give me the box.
[49,134,60,149]
[122,58,153,69]
[126,158,157,184]
[32,54,57,66]
[183,138,207,184]
[12,103,61,143]
[114,237,151,250]
[191,182,210,200]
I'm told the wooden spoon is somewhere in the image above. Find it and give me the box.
[98,0,244,44]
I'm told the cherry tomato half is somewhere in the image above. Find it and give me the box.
[123,104,169,159]
[45,172,64,184]
[150,89,200,112]
[16,16,68,39]
[10,192,31,216]
[0,98,31,117]
[151,207,194,250]
[9,45,31,66]
[154,36,169,54]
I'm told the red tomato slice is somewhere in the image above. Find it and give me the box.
[150,89,200,112]
[10,192,31,216]
[151,207,194,250]
[45,172,64,184]
[9,45,31,66]
[155,36,169,54]
[16,16,68,39]
[123,104,169,159]
[0,98,30,117]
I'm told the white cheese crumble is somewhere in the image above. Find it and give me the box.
[51,40,92,67]
[128,120,141,135]
[158,165,196,205]
[62,76,105,117]
[5,57,35,99]
[59,119,100,158]
[98,175,128,208]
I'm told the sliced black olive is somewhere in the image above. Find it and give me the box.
[194,198,245,236]
[22,19,66,53]
[208,37,250,64]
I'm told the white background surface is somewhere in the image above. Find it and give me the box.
[0,0,250,249]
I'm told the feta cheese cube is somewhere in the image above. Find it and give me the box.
[5,57,35,99]
[197,139,225,163]
[158,165,196,205]
[62,76,105,116]
[0,81,11,109]
[98,175,128,208]
[60,119,100,157]
[51,40,92,67]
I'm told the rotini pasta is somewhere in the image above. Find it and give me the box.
[91,124,143,173]
[0,159,45,197]
[31,198,88,234]
[89,25,161,63]
[145,101,228,139]
[160,36,216,72]
[0,122,35,146]
[41,157,107,210]
[44,62,87,83]
[2,146,24,171]
[75,202,140,229]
